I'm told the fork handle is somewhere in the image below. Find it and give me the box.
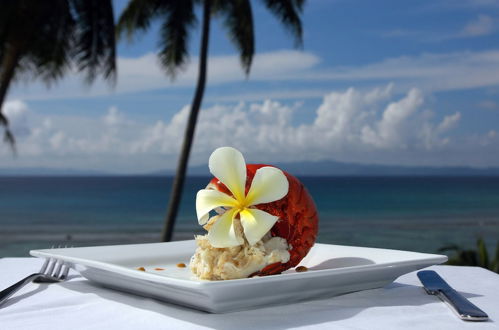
[0,273,43,307]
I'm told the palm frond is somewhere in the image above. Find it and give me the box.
[437,244,460,253]
[0,2,16,64]
[216,0,254,75]
[439,239,499,273]
[3,128,16,154]
[477,238,489,269]
[71,0,116,83]
[0,112,15,153]
[26,0,74,85]
[492,241,499,273]
[0,0,74,86]
[116,0,163,41]
[158,1,196,78]
[293,0,305,11]
[261,0,304,47]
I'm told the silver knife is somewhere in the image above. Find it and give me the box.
[417,270,488,321]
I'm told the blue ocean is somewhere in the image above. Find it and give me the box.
[1,176,498,257]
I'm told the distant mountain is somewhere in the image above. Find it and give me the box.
[274,161,499,176]
[2,160,499,176]
[151,160,499,177]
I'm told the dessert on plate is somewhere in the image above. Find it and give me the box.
[190,147,319,280]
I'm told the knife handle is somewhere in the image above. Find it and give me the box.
[437,288,488,321]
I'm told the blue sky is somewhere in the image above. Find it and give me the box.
[2,0,499,173]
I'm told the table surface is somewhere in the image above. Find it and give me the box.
[0,258,498,330]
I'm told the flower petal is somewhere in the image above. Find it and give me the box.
[208,208,244,248]
[245,167,289,206]
[209,147,247,202]
[196,189,238,225]
[239,208,279,245]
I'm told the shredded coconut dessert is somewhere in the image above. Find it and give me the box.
[191,232,290,280]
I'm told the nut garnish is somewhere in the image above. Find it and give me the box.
[295,266,308,272]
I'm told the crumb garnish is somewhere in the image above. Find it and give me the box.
[154,267,165,271]
[177,263,186,268]
[295,266,308,272]
[137,267,146,271]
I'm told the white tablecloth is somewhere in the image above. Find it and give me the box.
[0,258,497,330]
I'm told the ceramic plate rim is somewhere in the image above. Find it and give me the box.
[30,241,448,288]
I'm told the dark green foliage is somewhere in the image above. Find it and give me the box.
[0,0,115,84]
[117,0,304,78]
[159,1,197,78]
[213,0,254,74]
[1,1,74,83]
[116,0,163,40]
[0,0,116,149]
[439,238,499,274]
[71,0,117,83]
[118,0,195,78]
[261,0,304,47]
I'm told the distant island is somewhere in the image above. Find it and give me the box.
[182,160,499,177]
[3,160,499,176]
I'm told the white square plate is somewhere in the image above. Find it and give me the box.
[30,240,447,313]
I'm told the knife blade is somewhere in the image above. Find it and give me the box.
[417,270,488,321]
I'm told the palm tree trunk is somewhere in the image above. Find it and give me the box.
[0,44,21,149]
[161,0,212,242]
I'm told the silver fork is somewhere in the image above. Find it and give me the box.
[0,258,69,308]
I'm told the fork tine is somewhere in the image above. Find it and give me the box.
[60,263,70,280]
[38,258,50,274]
[39,245,56,274]
[52,260,63,277]
[45,258,56,276]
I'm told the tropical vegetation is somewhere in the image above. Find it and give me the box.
[439,238,499,273]
[0,0,116,151]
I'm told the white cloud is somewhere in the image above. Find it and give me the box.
[8,50,320,101]
[5,85,497,172]
[104,106,124,126]
[438,0,499,8]
[460,15,494,37]
[465,0,499,6]
[438,112,461,132]
[2,100,31,137]
[303,50,499,93]
[380,14,495,44]
[208,89,330,102]
[118,50,320,88]
[49,131,65,150]
[361,88,424,149]
[202,49,499,102]
[420,0,499,13]
[478,100,499,110]
[9,48,499,103]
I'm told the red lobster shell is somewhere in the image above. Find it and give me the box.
[208,164,319,276]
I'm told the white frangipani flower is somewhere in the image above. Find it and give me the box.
[196,147,289,248]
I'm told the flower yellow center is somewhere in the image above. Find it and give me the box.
[235,197,249,213]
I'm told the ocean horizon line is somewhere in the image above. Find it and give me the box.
[2,174,499,178]
[2,159,499,177]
